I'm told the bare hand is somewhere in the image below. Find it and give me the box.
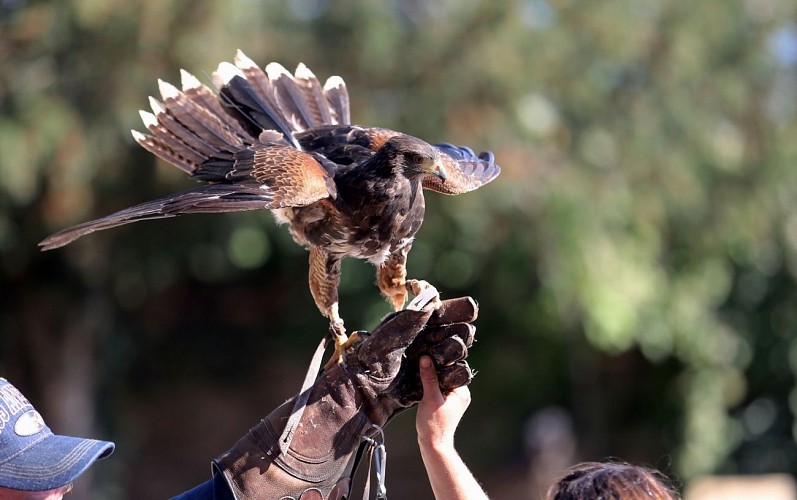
[416,355,471,451]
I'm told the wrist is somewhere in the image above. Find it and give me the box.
[417,433,456,455]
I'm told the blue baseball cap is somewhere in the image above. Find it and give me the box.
[0,378,114,491]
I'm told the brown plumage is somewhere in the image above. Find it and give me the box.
[39,51,500,361]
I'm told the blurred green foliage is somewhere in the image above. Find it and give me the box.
[3,0,797,498]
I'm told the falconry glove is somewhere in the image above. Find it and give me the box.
[213,295,478,500]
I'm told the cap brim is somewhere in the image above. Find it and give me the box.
[0,434,114,491]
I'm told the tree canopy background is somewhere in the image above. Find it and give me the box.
[2,0,797,498]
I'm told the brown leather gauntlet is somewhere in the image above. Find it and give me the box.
[214,296,478,500]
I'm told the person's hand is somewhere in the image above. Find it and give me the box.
[415,355,491,500]
[215,295,478,500]
[416,355,472,452]
[353,295,477,423]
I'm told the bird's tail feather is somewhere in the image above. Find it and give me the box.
[39,184,274,250]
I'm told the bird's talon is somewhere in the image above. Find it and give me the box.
[405,279,442,311]
[343,331,362,349]
[324,322,359,370]
[329,319,346,339]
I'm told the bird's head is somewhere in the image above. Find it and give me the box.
[383,135,447,182]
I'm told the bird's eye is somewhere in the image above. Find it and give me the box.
[410,154,424,165]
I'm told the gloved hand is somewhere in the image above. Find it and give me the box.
[214,295,478,500]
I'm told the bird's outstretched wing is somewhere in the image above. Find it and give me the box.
[424,143,501,195]
[40,51,346,250]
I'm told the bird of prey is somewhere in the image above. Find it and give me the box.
[40,50,500,365]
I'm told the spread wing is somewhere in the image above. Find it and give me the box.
[40,51,345,251]
[425,143,501,195]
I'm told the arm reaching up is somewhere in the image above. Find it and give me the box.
[417,356,490,500]
[175,296,478,500]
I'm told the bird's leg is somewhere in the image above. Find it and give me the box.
[405,279,443,310]
[378,247,442,311]
[308,247,360,368]
[377,247,411,311]
[323,303,361,370]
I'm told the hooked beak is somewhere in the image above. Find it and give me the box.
[432,158,447,182]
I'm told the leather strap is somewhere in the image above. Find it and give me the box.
[279,334,330,455]
[360,425,388,500]
[361,443,374,500]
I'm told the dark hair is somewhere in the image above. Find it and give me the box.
[547,461,678,500]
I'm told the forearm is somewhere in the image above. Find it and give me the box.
[215,370,369,500]
[419,441,489,500]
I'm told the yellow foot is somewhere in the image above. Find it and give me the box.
[406,279,442,310]
[323,322,361,370]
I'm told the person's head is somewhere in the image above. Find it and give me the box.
[0,378,114,500]
[547,461,678,500]
[0,484,72,500]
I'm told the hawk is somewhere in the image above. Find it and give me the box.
[40,51,500,365]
